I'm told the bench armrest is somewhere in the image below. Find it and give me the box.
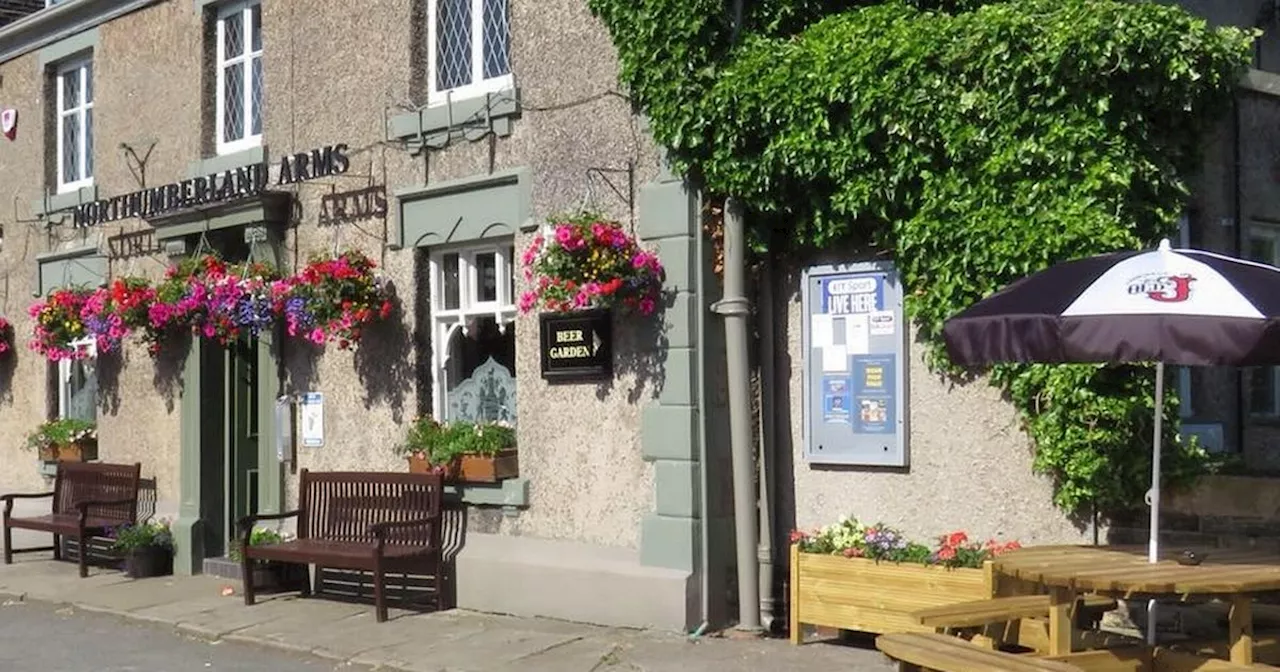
[369,518,437,552]
[1,492,55,501]
[237,510,301,532]
[2,492,55,517]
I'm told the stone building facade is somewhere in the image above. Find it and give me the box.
[1,0,1279,636]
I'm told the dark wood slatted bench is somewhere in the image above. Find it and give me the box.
[876,632,1086,671]
[2,462,142,578]
[239,469,444,622]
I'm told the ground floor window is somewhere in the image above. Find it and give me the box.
[1247,223,1280,418]
[52,338,97,421]
[428,241,517,424]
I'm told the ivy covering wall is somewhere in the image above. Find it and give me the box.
[588,0,1256,514]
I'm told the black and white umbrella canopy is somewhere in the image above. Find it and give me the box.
[943,239,1280,367]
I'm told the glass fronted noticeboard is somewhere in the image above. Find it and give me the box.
[801,261,908,467]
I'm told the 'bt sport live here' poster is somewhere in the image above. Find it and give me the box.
[817,272,896,435]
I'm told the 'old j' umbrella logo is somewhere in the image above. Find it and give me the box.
[1127,273,1196,303]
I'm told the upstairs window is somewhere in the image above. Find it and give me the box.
[216,0,262,155]
[56,57,93,193]
[428,0,511,104]
[1247,224,1280,417]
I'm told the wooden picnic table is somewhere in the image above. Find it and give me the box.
[994,545,1280,664]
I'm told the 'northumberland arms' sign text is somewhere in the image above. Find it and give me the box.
[71,144,351,228]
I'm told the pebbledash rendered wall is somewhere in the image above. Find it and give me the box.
[0,0,712,631]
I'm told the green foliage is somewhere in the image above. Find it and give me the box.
[110,520,174,552]
[397,418,516,464]
[228,527,287,562]
[25,418,96,452]
[588,0,1254,514]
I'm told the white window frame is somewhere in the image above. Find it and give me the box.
[55,56,93,194]
[1247,223,1280,418]
[56,337,97,420]
[215,0,262,156]
[426,0,513,106]
[427,241,516,420]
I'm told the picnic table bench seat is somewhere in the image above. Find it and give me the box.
[914,594,1118,629]
[1044,646,1280,671]
[2,462,142,578]
[239,469,444,623]
[876,632,1086,671]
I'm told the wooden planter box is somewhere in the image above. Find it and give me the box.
[789,544,995,643]
[37,440,98,463]
[406,450,518,483]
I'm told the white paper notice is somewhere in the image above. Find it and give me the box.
[811,314,834,348]
[822,345,848,372]
[845,313,870,355]
[300,392,324,448]
[869,310,895,336]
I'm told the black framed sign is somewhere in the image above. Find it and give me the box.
[539,309,613,382]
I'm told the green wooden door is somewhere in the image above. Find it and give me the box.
[226,337,260,544]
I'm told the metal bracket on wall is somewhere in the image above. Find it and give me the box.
[584,161,636,230]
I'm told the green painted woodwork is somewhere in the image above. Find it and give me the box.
[639,514,700,572]
[637,180,698,241]
[36,27,98,68]
[656,348,694,408]
[31,185,98,217]
[445,478,529,507]
[386,88,520,151]
[394,167,532,249]
[650,238,695,293]
[186,145,267,179]
[226,338,260,543]
[653,460,700,518]
[641,406,698,462]
[174,338,204,575]
[149,193,291,242]
[35,245,105,296]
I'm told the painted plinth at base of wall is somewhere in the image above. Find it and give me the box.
[789,545,994,642]
[455,532,697,632]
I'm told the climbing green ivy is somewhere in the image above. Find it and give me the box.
[588,0,1256,514]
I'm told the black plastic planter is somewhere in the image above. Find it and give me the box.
[122,546,173,579]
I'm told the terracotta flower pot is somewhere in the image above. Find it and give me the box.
[457,450,519,483]
[38,440,97,463]
[406,454,460,479]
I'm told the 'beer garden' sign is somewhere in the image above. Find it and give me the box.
[539,310,612,382]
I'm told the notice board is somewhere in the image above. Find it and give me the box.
[801,262,908,467]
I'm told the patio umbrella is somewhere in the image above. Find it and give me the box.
[943,238,1280,641]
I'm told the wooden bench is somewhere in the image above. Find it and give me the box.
[915,594,1118,629]
[239,470,444,622]
[876,632,1086,671]
[1044,645,1280,671]
[1,462,142,578]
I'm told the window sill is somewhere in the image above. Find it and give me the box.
[32,184,97,216]
[216,136,263,161]
[444,477,528,508]
[387,86,520,152]
[187,144,266,179]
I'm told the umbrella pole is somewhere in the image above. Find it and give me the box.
[1147,361,1166,645]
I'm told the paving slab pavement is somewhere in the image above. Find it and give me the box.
[0,556,894,671]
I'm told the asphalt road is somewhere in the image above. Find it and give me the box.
[0,598,367,672]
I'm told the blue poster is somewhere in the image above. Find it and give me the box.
[821,273,885,315]
[852,355,895,435]
[822,377,851,424]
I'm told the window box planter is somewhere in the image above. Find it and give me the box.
[122,546,173,579]
[37,439,98,463]
[788,545,995,642]
[406,451,518,483]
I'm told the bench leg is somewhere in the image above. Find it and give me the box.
[374,564,387,623]
[51,534,60,561]
[242,557,256,607]
[75,532,87,578]
[2,524,11,565]
[299,565,311,598]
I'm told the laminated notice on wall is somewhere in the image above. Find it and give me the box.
[300,392,324,448]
